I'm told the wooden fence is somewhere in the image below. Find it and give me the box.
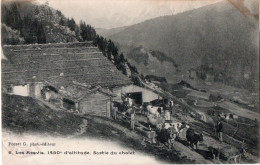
[112,107,135,130]
[111,107,156,142]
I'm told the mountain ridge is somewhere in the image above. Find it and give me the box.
[106,0,258,90]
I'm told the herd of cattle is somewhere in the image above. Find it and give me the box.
[113,97,249,163]
[114,98,205,150]
[144,100,204,150]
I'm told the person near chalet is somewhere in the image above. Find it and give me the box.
[167,126,176,149]
[216,120,223,142]
[169,98,174,115]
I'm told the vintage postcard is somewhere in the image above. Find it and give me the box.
[1,0,259,164]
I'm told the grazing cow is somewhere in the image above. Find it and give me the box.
[227,148,247,163]
[164,122,186,133]
[186,128,203,149]
[156,126,177,149]
[147,105,160,117]
[210,146,247,163]
[147,114,165,127]
[157,128,170,143]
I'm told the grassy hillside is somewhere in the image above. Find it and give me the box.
[96,26,128,38]
[2,94,83,135]
[116,45,180,82]
[107,1,258,91]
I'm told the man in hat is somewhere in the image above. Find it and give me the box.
[216,120,223,142]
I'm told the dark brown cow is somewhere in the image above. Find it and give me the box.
[186,128,203,149]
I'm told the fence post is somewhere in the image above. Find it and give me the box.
[114,107,117,120]
[60,98,64,109]
[106,101,111,118]
[131,113,135,130]
[75,102,79,113]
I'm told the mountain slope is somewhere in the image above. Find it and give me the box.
[1,1,80,45]
[122,45,179,82]
[107,0,258,90]
[1,1,136,80]
[96,26,128,38]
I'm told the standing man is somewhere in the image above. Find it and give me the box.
[130,113,135,130]
[165,110,171,121]
[167,126,176,149]
[169,98,174,115]
[216,120,223,142]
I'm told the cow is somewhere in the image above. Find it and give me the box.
[227,148,247,163]
[147,105,161,117]
[147,114,165,127]
[156,126,177,149]
[210,146,247,163]
[186,128,203,150]
[164,122,189,140]
[164,122,188,133]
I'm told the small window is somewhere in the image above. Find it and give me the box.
[7,86,13,93]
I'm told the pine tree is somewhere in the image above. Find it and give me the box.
[106,40,113,60]
[34,6,40,15]
[80,21,87,41]
[111,41,118,62]
[90,27,96,41]
[68,18,76,31]
[1,6,8,24]
[37,23,46,43]
[75,26,81,41]
[79,21,97,41]
[59,18,65,26]
[56,10,62,16]
[101,37,107,55]
[7,3,22,30]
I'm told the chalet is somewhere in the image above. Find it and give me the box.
[2,42,160,117]
[112,84,162,105]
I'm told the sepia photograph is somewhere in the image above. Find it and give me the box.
[1,0,259,164]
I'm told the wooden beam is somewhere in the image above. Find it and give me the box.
[4,41,94,48]
[2,64,114,74]
[99,88,117,97]
[72,81,92,88]
[2,57,106,66]
[11,52,102,57]
[12,47,98,52]
[72,81,118,97]
[3,71,115,82]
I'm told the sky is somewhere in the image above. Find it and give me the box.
[41,0,224,29]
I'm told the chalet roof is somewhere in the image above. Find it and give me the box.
[2,42,132,89]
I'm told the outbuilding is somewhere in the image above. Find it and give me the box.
[2,42,132,117]
[113,84,162,105]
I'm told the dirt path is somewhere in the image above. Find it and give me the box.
[76,115,212,164]
[174,112,259,163]
[37,99,62,111]
[67,119,88,138]
[188,120,259,163]
[218,101,259,121]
